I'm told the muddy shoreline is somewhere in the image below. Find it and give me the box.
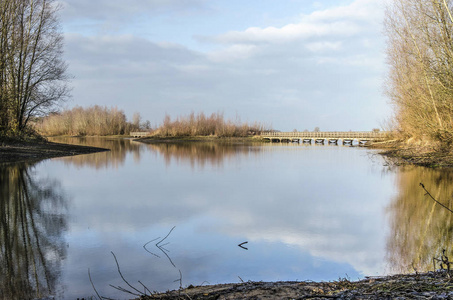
[0,136,109,164]
[140,272,453,299]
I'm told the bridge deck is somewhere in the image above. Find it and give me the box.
[130,131,152,138]
[261,131,389,141]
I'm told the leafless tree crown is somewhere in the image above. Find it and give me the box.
[0,0,69,133]
[385,0,453,145]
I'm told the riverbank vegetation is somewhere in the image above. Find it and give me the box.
[149,112,268,138]
[0,0,69,136]
[33,105,148,136]
[384,1,453,163]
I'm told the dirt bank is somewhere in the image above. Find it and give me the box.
[370,139,453,168]
[141,272,453,299]
[0,136,109,164]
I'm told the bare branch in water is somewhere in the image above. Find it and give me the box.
[109,284,140,296]
[157,226,176,246]
[88,268,103,300]
[143,237,161,258]
[111,251,143,295]
[143,226,177,265]
[174,269,183,289]
[420,183,453,214]
[138,280,153,295]
[144,226,178,268]
[238,241,249,250]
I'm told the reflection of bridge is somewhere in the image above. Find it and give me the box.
[261,131,389,145]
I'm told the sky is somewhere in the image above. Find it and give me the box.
[58,0,391,132]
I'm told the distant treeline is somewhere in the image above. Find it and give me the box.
[152,112,267,137]
[34,105,147,136]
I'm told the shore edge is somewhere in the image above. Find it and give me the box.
[0,137,109,164]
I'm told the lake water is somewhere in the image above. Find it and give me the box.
[2,137,453,299]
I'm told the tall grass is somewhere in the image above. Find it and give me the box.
[152,112,267,137]
[34,105,144,136]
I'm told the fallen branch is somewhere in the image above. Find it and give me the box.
[110,251,143,296]
[88,268,103,300]
[419,183,453,214]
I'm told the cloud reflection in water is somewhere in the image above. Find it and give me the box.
[38,138,396,298]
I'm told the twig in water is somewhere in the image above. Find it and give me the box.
[88,268,103,300]
[433,249,451,277]
[143,227,177,267]
[138,280,152,295]
[420,183,453,214]
[174,269,183,289]
[157,227,177,267]
[143,237,161,258]
[157,226,176,246]
[238,241,248,250]
[110,251,143,296]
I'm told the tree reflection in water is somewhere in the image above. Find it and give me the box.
[148,142,264,168]
[49,136,145,169]
[0,163,67,299]
[49,136,264,169]
[387,166,453,273]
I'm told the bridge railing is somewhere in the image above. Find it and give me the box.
[260,131,390,139]
[130,131,152,137]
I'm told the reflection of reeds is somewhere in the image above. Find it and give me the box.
[387,166,453,273]
[0,163,67,299]
[49,137,145,169]
[147,142,263,169]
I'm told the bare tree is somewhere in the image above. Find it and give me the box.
[385,0,453,145]
[0,0,69,134]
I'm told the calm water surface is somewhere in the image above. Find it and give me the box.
[2,137,453,299]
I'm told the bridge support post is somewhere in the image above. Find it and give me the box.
[328,139,338,145]
[343,139,353,145]
[359,140,369,146]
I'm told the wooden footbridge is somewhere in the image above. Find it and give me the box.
[130,131,152,138]
[261,131,389,145]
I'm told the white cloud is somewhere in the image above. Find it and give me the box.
[61,0,390,131]
[202,0,382,46]
[305,41,342,52]
[210,21,360,45]
[208,44,258,62]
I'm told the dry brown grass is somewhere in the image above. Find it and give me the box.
[151,112,267,138]
[33,105,142,136]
